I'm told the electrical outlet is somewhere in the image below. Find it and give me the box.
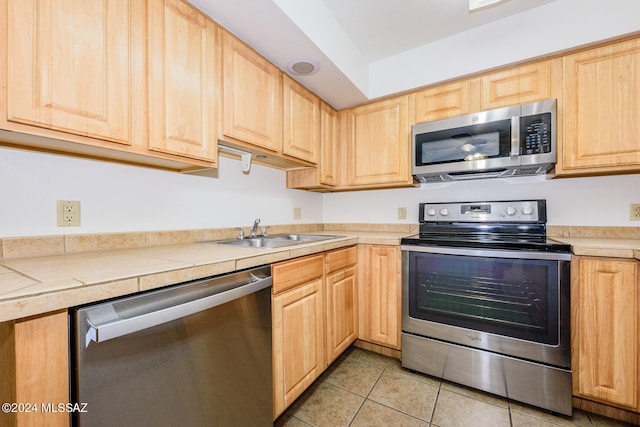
[397,207,407,220]
[57,200,81,226]
[630,203,640,221]
[293,207,302,220]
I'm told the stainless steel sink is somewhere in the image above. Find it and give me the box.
[213,234,344,249]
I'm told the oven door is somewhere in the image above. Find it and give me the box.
[401,245,571,368]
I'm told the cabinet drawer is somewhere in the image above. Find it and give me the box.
[272,254,324,294]
[325,246,357,274]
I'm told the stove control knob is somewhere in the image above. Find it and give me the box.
[505,206,517,216]
[426,208,437,216]
[439,208,449,216]
[522,206,534,215]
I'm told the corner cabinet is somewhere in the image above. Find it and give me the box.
[272,254,325,419]
[358,245,401,350]
[572,256,639,411]
[147,0,220,164]
[558,38,640,175]
[344,95,415,189]
[285,102,337,190]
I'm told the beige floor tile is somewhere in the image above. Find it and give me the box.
[275,414,313,427]
[510,402,592,427]
[290,382,364,427]
[351,400,430,427]
[588,412,637,427]
[432,389,510,427]
[368,371,438,421]
[440,380,508,408]
[324,358,384,396]
[347,347,397,368]
[385,358,442,388]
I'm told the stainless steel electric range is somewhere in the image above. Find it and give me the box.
[401,199,573,415]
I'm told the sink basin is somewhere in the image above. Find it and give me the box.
[213,234,344,249]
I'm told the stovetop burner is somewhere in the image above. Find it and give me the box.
[401,199,571,253]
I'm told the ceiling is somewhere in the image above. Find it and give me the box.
[189,0,640,109]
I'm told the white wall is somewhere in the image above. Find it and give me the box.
[323,174,640,227]
[2,147,639,238]
[0,147,322,237]
[369,0,640,99]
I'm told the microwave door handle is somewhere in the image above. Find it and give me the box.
[85,275,273,345]
[511,116,520,157]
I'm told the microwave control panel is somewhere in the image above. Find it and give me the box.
[520,112,552,155]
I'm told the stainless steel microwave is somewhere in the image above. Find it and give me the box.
[412,99,556,183]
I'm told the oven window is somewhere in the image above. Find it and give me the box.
[408,252,559,345]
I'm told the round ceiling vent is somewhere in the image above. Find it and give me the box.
[286,57,320,76]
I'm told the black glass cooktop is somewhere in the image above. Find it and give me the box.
[401,233,571,253]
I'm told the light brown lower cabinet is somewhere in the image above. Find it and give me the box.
[271,247,359,419]
[325,246,358,364]
[0,310,69,427]
[572,256,639,411]
[358,244,401,350]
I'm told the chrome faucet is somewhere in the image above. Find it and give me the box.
[250,218,261,238]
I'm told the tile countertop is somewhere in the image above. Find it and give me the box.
[553,236,640,259]
[0,231,405,323]
[1,229,639,324]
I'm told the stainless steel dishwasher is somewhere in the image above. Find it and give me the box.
[70,265,272,427]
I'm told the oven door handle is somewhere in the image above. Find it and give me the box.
[401,245,571,261]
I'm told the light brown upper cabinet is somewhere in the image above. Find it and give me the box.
[221,31,282,153]
[572,257,639,410]
[345,95,414,188]
[4,0,137,145]
[479,60,556,110]
[1,0,217,171]
[559,38,640,175]
[285,101,337,190]
[282,75,320,164]
[147,0,220,164]
[414,79,479,123]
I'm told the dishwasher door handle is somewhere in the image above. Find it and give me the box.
[86,275,272,345]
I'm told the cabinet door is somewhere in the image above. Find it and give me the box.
[319,102,338,185]
[148,0,219,163]
[222,31,282,152]
[285,101,336,190]
[0,310,69,427]
[6,0,133,144]
[326,266,358,364]
[561,38,640,174]
[414,79,478,123]
[479,61,552,110]
[282,75,320,164]
[347,96,413,186]
[574,257,638,409]
[358,245,401,349]
[272,279,325,418]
